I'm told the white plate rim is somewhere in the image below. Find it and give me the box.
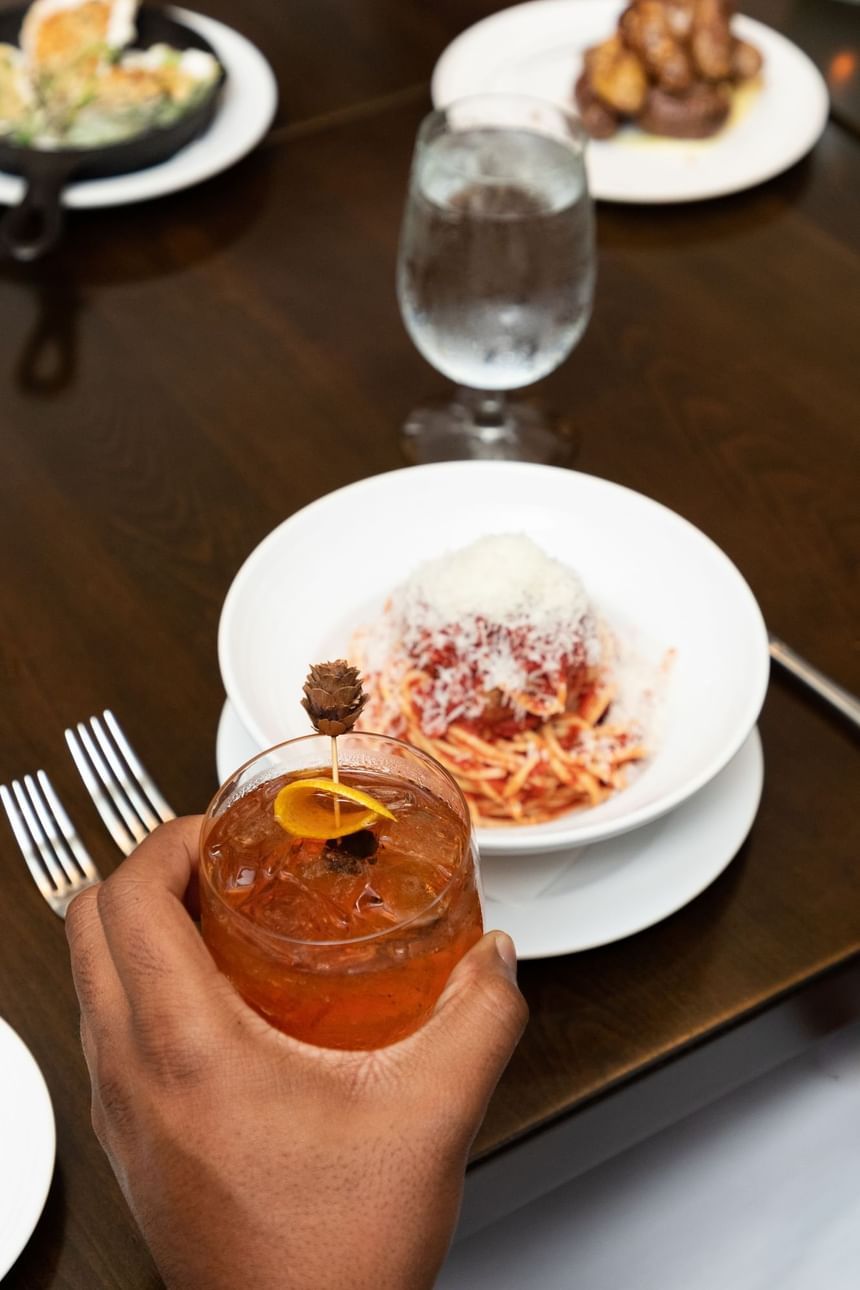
[217,462,769,854]
[431,0,830,204]
[0,6,278,208]
[215,700,763,958]
[0,1016,56,1279]
[485,725,764,957]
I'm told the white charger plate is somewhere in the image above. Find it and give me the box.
[0,7,278,209]
[0,1017,55,1279]
[216,701,763,957]
[432,0,829,203]
[217,462,769,855]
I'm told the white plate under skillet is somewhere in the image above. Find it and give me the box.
[216,702,763,958]
[431,0,829,204]
[0,7,278,209]
[0,1017,55,1279]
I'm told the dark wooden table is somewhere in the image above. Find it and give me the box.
[0,1,858,1285]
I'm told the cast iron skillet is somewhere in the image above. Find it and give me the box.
[0,6,226,261]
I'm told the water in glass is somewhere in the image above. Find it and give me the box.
[399,126,594,392]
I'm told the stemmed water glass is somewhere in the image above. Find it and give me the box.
[397,92,595,464]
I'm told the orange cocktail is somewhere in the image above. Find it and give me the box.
[199,733,483,1049]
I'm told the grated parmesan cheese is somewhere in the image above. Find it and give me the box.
[397,534,591,634]
[360,535,602,736]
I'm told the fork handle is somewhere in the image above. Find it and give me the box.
[769,635,860,732]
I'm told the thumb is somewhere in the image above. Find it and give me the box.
[415,931,528,1121]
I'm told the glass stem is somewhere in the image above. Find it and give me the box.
[471,391,507,429]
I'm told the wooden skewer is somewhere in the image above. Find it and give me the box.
[331,736,341,829]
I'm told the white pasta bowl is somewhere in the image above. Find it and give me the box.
[218,462,769,854]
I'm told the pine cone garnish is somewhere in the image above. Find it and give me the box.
[302,660,367,736]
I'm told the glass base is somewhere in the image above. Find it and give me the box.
[401,392,577,466]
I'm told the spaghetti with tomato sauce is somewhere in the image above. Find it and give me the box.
[353,535,650,827]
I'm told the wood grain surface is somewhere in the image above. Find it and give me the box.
[0,1,858,1285]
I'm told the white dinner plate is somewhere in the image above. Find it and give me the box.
[0,1017,55,1279]
[216,701,763,957]
[432,0,829,203]
[0,7,278,209]
[217,462,769,855]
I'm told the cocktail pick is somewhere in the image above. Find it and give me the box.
[301,660,368,820]
[301,660,367,736]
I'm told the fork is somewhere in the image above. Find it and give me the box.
[64,710,175,856]
[0,770,101,918]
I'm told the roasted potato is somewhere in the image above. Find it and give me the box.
[619,2,693,92]
[585,34,648,115]
[690,0,733,81]
[661,0,696,40]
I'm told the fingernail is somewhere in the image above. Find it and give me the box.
[493,931,518,978]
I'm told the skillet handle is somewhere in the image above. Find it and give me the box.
[0,156,76,262]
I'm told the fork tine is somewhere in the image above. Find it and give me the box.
[23,774,79,886]
[1,782,57,904]
[75,722,150,848]
[37,770,100,883]
[89,713,162,833]
[10,779,70,892]
[65,726,140,856]
[103,710,175,824]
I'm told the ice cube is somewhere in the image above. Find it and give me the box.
[370,861,446,925]
[250,870,354,940]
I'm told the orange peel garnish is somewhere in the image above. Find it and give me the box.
[273,777,395,840]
